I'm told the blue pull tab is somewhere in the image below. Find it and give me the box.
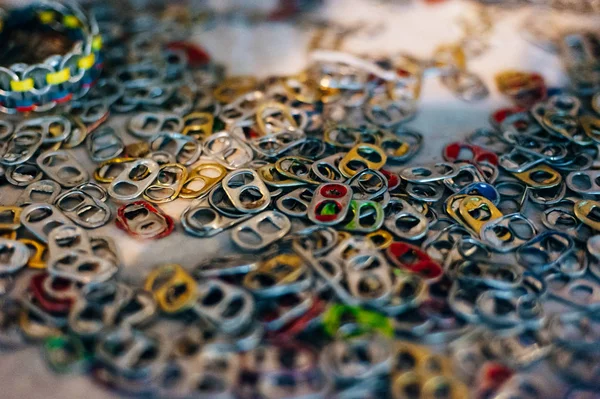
[458,182,499,205]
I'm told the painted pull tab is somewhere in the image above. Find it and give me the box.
[145,264,197,313]
[443,141,498,165]
[458,195,503,234]
[308,183,352,226]
[386,242,444,281]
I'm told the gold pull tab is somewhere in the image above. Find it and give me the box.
[457,195,503,234]
[145,264,197,313]
[512,164,562,188]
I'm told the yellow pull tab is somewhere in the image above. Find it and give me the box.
[144,264,197,313]
[182,112,214,141]
[0,231,16,240]
[94,157,136,183]
[0,207,22,231]
[458,195,503,234]
[243,254,305,292]
[179,163,227,199]
[433,44,466,71]
[339,144,387,177]
[574,199,600,231]
[257,164,305,188]
[213,76,257,103]
[19,239,47,269]
[255,102,297,136]
[512,164,562,188]
[580,115,600,143]
[366,230,394,250]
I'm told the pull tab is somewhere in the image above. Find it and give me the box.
[457,182,499,204]
[145,264,197,313]
[36,150,89,188]
[181,203,251,238]
[96,328,168,377]
[542,111,592,146]
[16,180,62,207]
[0,130,44,166]
[458,195,503,235]
[275,156,320,185]
[20,203,74,243]
[344,200,385,233]
[400,162,458,183]
[512,164,562,188]
[386,242,443,281]
[87,126,125,162]
[481,213,537,252]
[143,163,187,203]
[574,199,600,231]
[128,111,184,139]
[222,168,272,213]
[20,238,47,269]
[258,163,306,188]
[180,162,227,199]
[276,187,313,218]
[55,188,112,229]
[384,198,429,240]
[108,158,160,201]
[443,142,498,165]
[308,183,352,226]
[182,112,214,141]
[566,170,600,195]
[243,253,310,297]
[46,225,118,284]
[148,132,202,166]
[204,130,254,170]
[231,210,291,251]
[29,273,78,315]
[0,239,29,274]
[255,102,298,135]
[93,157,136,184]
[193,279,254,334]
[116,201,174,239]
[339,144,387,177]
[311,153,346,183]
[0,206,21,231]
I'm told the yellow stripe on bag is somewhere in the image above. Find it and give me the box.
[63,15,81,28]
[77,54,95,70]
[38,11,55,24]
[92,36,103,51]
[10,79,34,92]
[46,68,71,85]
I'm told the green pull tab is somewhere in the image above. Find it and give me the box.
[43,335,88,373]
[322,304,393,338]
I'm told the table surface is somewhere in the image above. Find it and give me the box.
[0,1,598,398]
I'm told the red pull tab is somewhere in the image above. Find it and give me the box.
[116,201,174,239]
[266,298,327,339]
[380,169,401,191]
[491,106,527,127]
[30,273,77,314]
[443,142,498,166]
[386,242,443,280]
[166,41,211,67]
[498,72,546,108]
[314,184,350,223]
[476,362,514,399]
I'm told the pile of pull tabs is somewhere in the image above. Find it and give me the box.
[2,1,600,398]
